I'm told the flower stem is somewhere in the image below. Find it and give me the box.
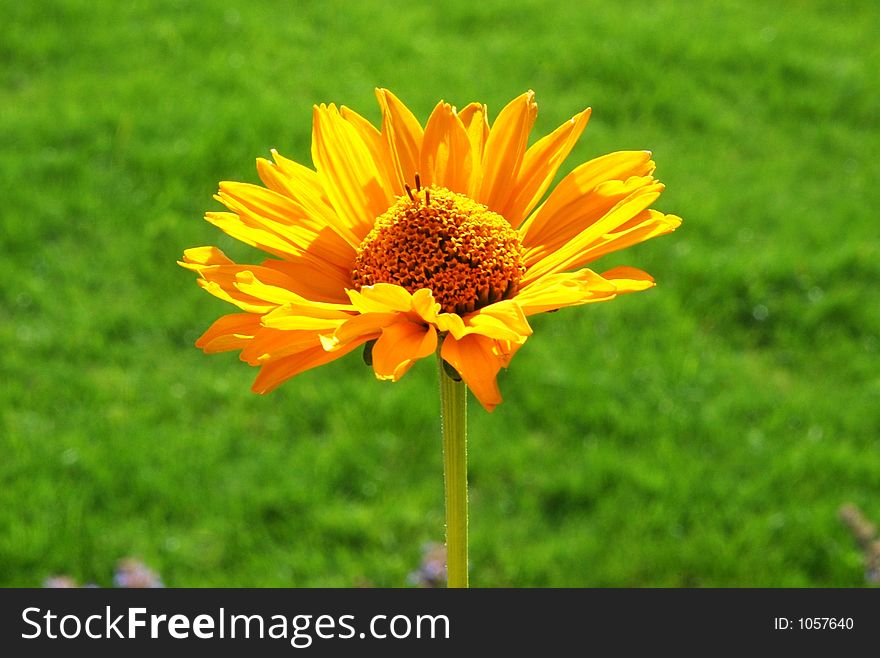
[438,355,468,588]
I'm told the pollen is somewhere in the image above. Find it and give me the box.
[352,186,526,315]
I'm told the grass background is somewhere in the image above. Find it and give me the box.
[1,0,878,587]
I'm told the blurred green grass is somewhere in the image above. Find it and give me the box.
[1,0,878,587]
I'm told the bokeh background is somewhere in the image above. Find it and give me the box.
[2,0,878,587]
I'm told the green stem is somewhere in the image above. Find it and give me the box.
[438,354,468,588]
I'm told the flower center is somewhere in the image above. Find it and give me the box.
[351,184,526,315]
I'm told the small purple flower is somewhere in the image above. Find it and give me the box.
[43,575,78,588]
[407,542,447,588]
[113,558,164,588]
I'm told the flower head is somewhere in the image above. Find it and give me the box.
[180,90,681,411]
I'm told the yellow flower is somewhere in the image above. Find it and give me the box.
[180,90,681,411]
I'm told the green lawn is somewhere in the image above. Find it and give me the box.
[1,0,878,587]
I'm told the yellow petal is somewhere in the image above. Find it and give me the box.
[261,303,351,331]
[267,148,330,204]
[478,91,537,214]
[503,108,591,228]
[410,288,441,325]
[371,321,438,381]
[203,211,299,262]
[375,88,424,193]
[521,181,667,285]
[216,181,356,271]
[441,334,505,412]
[514,268,618,316]
[572,210,683,265]
[321,311,399,350]
[256,152,360,248]
[520,175,657,261]
[180,245,234,266]
[194,279,272,314]
[456,300,532,342]
[433,311,467,337]
[519,150,655,246]
[420,102,473,194]
[311,103,394,239]
[230,270,310,306]
[346,283,414,314]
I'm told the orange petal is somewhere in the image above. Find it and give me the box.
[311,103,395,240]
[232,270,353,311]
[420,102,473,194]
[201,212,353,297]
[321,311,399,351]
[503,108,591,227]
[494,338,524,368]
[216,181,356,271]
[600,266,656,294]
[259,258,353,305]
[440,334,506,412]
[519,150,656,248]
[340,104,400,203]
[371,321,438,381]
[180,250,306,313]
[252,340,364,394]
[195,313,261,353]
[376,88,424,193]
[478,91,537,215]
[457,102,489,197]
[239,327,325,366]
[202,208,354,293]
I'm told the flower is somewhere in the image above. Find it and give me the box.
[180,90,680,411]
[113,558,164,588]
[407,542,447,588]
